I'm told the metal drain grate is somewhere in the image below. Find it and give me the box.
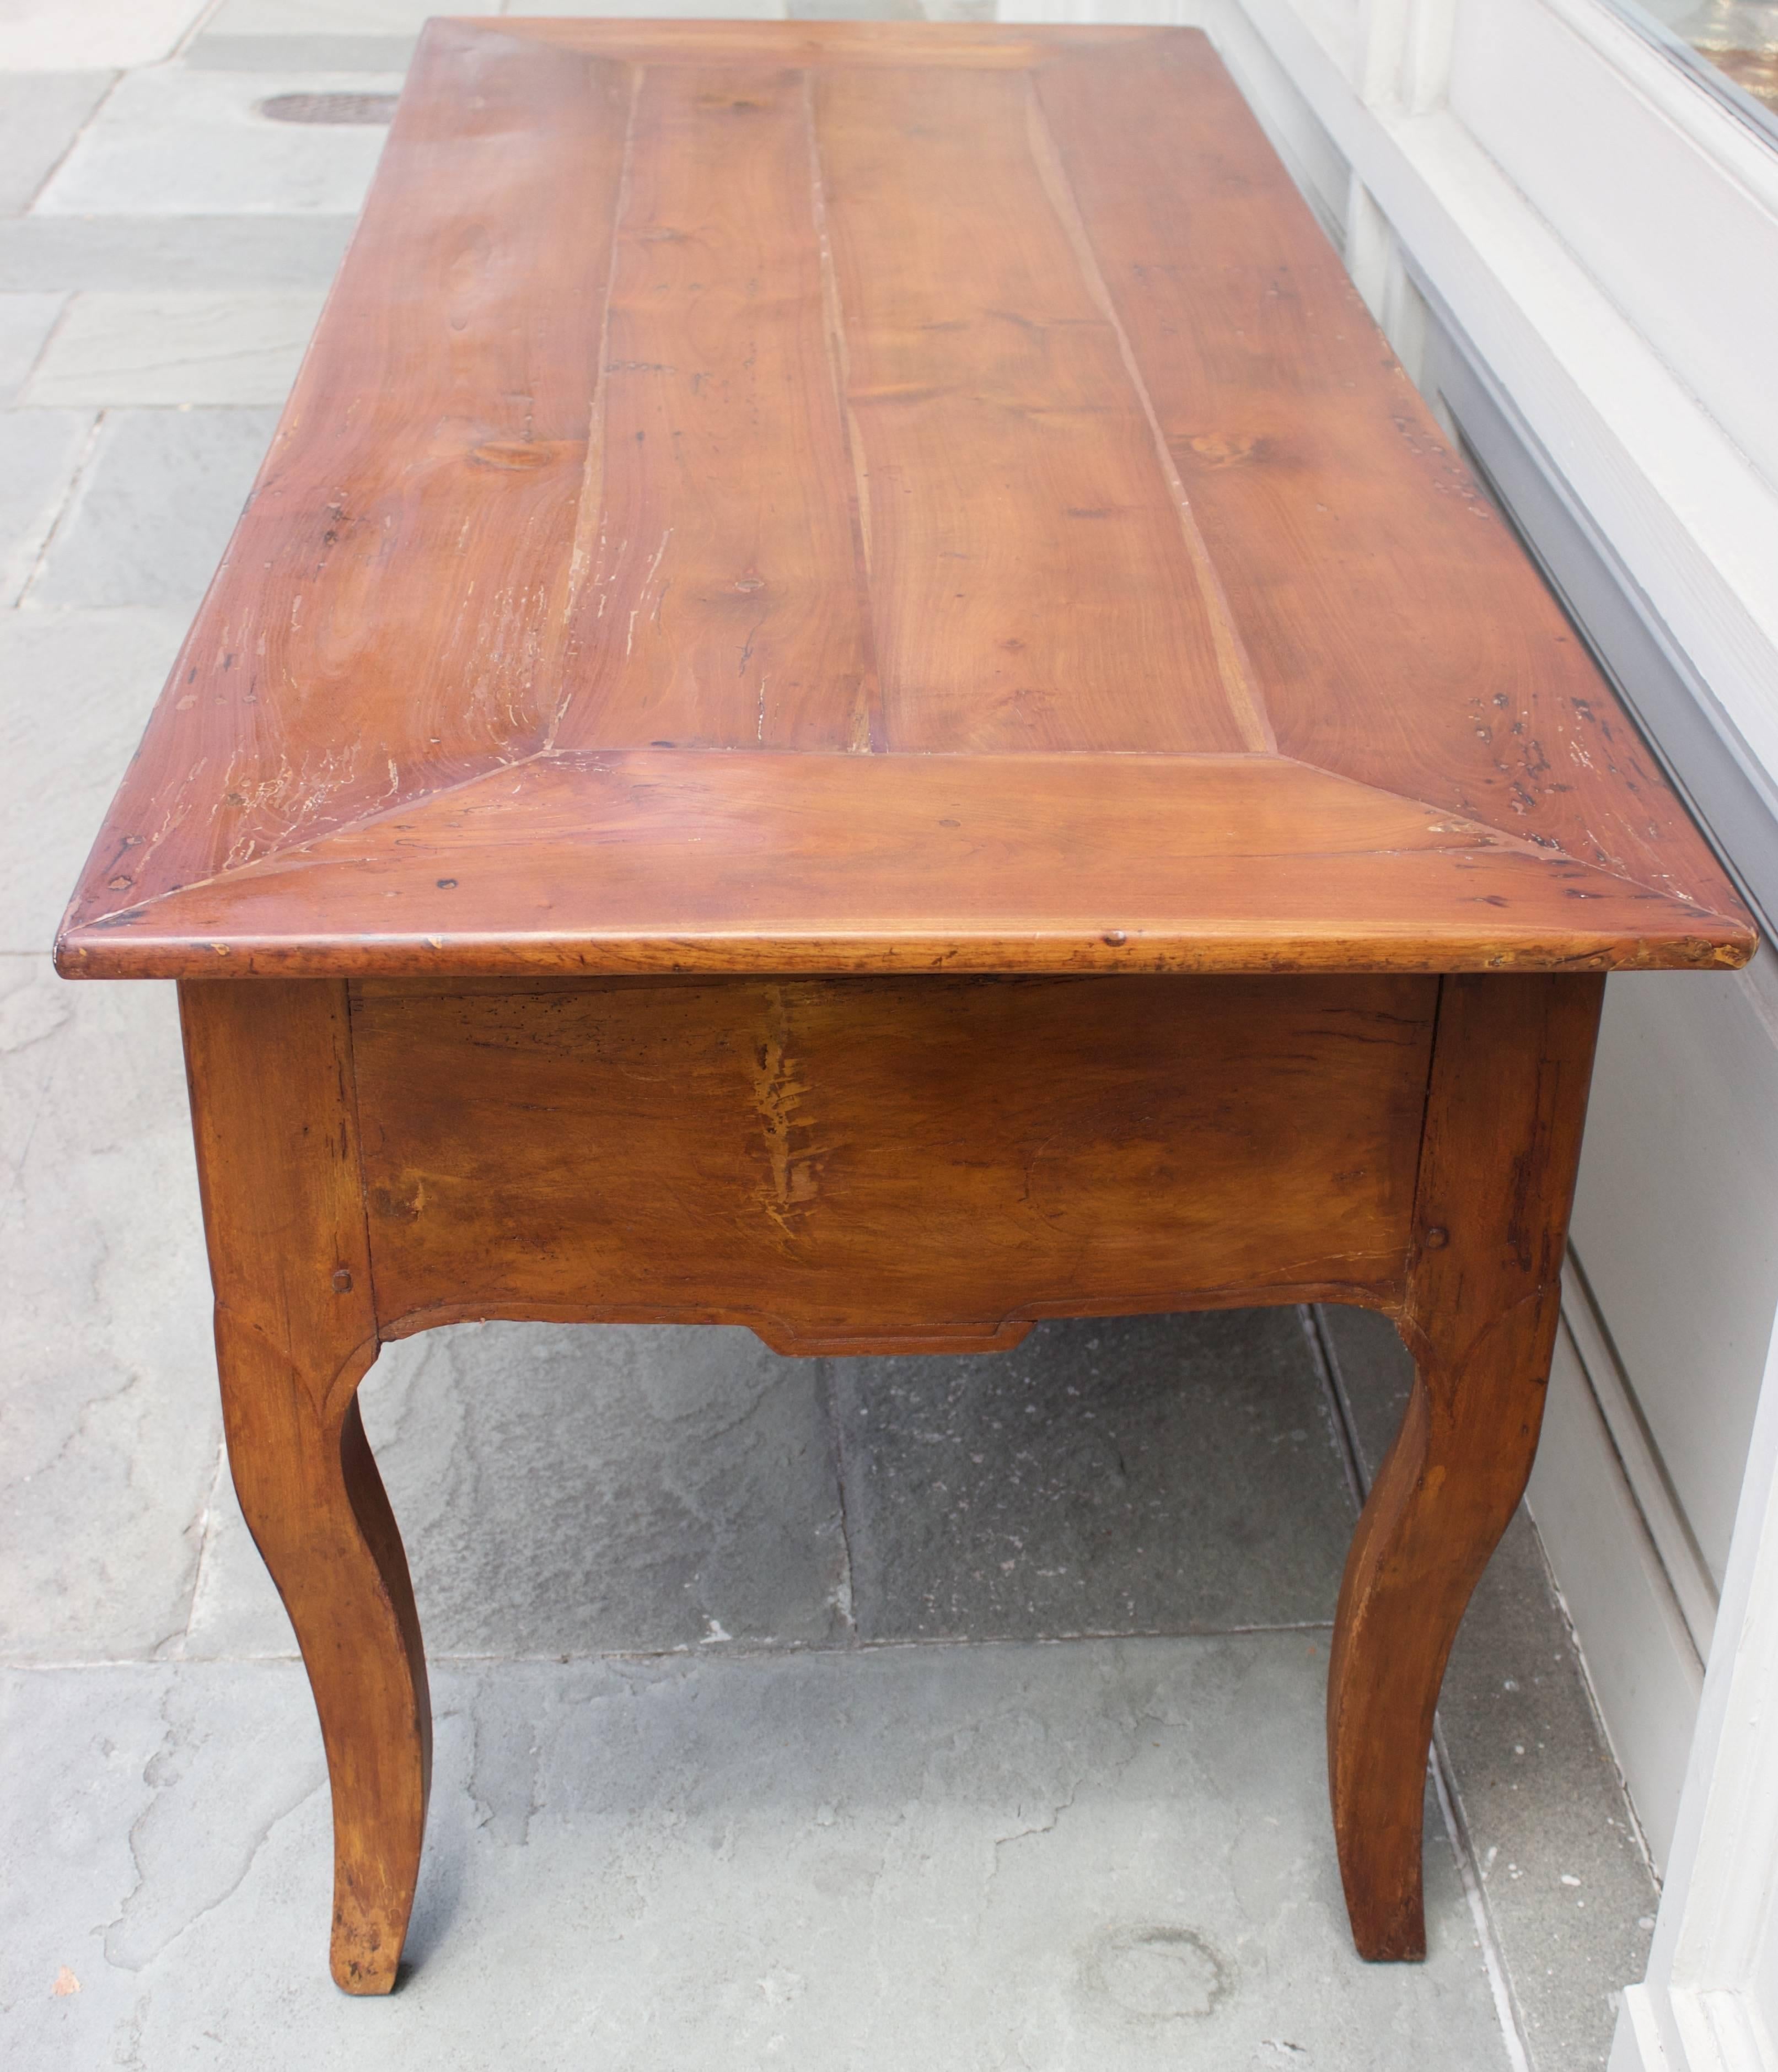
[258,92,398,125]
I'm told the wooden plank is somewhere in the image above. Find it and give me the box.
[814,61,1258,752]
[58,750,1749,980]
[506,19,1135,67]
[550,63,878,752]
[1033,37,1742,917]
[350,972,1435,1345]
[60,24,630,933]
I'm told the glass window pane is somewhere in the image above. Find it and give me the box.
[1626,1,1778,122]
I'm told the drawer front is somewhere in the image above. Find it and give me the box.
[351,974,1435,1351]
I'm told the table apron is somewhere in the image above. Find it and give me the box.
[344,972,1436,1354]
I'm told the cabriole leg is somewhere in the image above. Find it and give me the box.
[182,979,430,1994]
[1326,972,1604,1960]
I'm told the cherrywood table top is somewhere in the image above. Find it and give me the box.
[58,19,1753,981]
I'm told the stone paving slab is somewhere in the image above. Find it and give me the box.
[0,293,65,403]
[0,72,116,214]
[790,0,925,18]
[2,1641,1507,2071]
[1443,1515,1655,2068]
[0,1,203,73]
[28,405,280,611]
[495,0,789,13]
[1317,1305,1658,2069]
[0,406,92,606]
[0,605,188,947]
[184,1321,854,1660]
[0,960,217,1664]
[834,1309,1354,1643]
[188,34,422,72]
[0,214,356,293]
[21,289,327,407]
[35,66,399,218]
[207,0,446,30]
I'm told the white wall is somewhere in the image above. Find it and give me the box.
[1572,962,1778,1597]
[1530,954,1778,1866]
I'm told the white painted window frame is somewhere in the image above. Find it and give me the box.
[1604,0,1778,161]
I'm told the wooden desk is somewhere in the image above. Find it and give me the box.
[58,19,1752,1993]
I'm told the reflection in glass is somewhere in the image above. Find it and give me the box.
[1634,0,1778,115]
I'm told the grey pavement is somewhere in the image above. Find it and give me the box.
[34,66,400,217]
[0,74,116,216]
[0,215,355,293]
[1,608,191,940]
[0,295,66,403]
[1,7,1655,2069]
[0,408,95,605]
[832,1309,1354,1642]
[0,1,210,72]
[25,407,282,610]
[9,1645,1502,2071]
[182,1320,856,1661]
[20,290,325,406]
[207,0,441,30]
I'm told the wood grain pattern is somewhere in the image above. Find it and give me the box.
[55,21,1752,982]
[67,29,630,925]
[512,20,1115,67]
[180,980,428,1995]
[57,750,1747,979]
[549,62,879,752]
[1326,971,1604,1960]
[1034,40,1716,912]
[813,62,1253,752]
[349,972,1436,1348]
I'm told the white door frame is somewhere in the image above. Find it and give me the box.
[1613,1324,1778,2069]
